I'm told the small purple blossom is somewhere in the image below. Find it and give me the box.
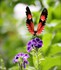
[13,53,29,68]
[27,37,43,52]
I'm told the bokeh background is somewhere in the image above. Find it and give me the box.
[0,0,61,70]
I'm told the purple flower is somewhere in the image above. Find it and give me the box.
[13,53,29,68]
[27,37,43,52]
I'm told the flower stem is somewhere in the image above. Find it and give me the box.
[36,49,39,70]
[18,62,23,70]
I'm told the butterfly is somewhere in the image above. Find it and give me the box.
[26,6,48,36]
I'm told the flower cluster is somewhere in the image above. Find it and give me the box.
[13,38,43,69]
[27,37,43,52]
[13,53,29,68]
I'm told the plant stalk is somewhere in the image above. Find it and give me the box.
[36,48,39,70]
[18,62,23,70]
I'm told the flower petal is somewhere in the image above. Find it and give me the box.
[39,40,42,43]
[27,46,32,52]
[28,41,31,45]
[22,61,26,68]
[24,60,28,64]
[27,40,32,46]
[24,54,29,58]
[22,60,29,68]
[13,55,19,63]
[38,44,42,48]
[35,37,40,42]
[32,39,36,45]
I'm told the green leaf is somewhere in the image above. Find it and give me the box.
[41,33,52,55]
[47,0,55,6]
[53,4,61,19]
[9,66,19,70]
[47,7,53,23]
[47,43,61,56]
[32,52,38,70]
[52,32,61,44]
[40,56,61,70]
[28,53,34,67]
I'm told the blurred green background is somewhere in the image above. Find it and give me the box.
[0,0,61,70]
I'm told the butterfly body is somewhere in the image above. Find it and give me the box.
[26,6,48,36]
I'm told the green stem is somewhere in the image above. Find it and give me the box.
[18,62,23,70]
[36,49,39,70]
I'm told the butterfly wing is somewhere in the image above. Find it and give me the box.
[26,6,34,35]
[36,8,48,35]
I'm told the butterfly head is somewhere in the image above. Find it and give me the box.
[34,31,37,36]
